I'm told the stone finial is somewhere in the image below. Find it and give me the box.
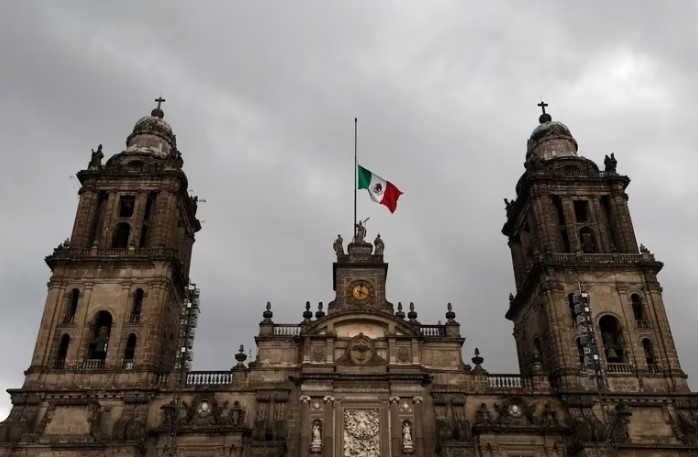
[395,302,406,319]
[234,344,247,368]
[302,301,313,324]
[261,301,273,324]
[445,302,456,322]
[407,302,419,324]
[315,302,326,319]
[472,348,485,372]
[508,293,515,307]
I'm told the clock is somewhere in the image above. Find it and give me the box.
[351,280,372,301]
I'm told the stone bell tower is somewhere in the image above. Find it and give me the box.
[502,103,688,393]
[24,98,201,388]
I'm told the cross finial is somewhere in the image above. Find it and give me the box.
[537,100,548,115]
[151,95,166,118]
[537,100,552,124]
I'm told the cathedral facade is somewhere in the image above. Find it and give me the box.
[0,103,696,457]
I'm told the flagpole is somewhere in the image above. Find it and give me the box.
[354,117,358,240]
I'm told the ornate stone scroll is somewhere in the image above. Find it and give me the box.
[343,409,380,457]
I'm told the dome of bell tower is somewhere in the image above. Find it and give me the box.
[525,102,578,165]
[124,97,177,157]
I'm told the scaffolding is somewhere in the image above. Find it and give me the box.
[164,282,200,457]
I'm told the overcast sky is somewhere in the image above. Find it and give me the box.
[1,1,697,420]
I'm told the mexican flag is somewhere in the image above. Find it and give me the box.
[357,165,403,213]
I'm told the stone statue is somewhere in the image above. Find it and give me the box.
[354,219,368,243]
[604,153,618,173]
[402,421,414,449]
[311,422,322,451]
[89,144,104,169]
[373,234,384,255]
[333,235,344,255]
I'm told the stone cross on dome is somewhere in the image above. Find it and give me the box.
[151,96,166,118]
[537,100,552,124]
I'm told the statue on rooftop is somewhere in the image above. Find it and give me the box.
[373,234,384,255]
[89,144,104,169]
[604,153,618,173]
[333,234,344,255]
[354,219,368,243]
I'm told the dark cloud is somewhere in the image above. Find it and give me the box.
[1,1,696,420]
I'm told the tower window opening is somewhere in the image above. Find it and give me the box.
[131,289,144,323]
[579,227,596,253]
[112,222,131,249]
[55,334,70,369]
[87,311,113,362]
[552,196,565,226]
[127,161,144,171]
[119,196,135,218]
[599,315,624,363]
[124,333,137,364]
[631,293,647,326]
[642,338,657,370]
[65,288,79,322]
[574,200,589,222]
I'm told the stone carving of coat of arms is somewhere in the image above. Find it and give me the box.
[343,409,380,457]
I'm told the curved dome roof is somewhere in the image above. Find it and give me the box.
[526,116,578,163]
[124,107,177,157]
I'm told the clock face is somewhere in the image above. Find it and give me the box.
[350,280,372,301]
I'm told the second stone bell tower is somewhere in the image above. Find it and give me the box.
[502,103,688,393]
[23,99,201,390]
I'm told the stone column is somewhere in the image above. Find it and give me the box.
[300,395,311,457]
[412,396,424,457]
[562,198,580,252]
[323,396,335,457]
[389,396,400,457]
[590,197,611,252]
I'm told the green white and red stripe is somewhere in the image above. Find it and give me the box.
[357,165,403,213]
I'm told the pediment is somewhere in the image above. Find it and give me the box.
[303,311,420,339]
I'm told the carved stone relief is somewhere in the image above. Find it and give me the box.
[397,346,410,363]
[343,409,380,457]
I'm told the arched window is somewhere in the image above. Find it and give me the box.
[642,338,656,370]
[599,315,624,363]
[87,311,113,362]
[124,334,137,366]
[55,334,70,369]
[112,222,131,249]
[65,288,79,322]
[631,294,647,327]
[131,289,144,323]
[579,227,596,253]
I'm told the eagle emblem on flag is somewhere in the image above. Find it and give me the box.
[371,183,383,196]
